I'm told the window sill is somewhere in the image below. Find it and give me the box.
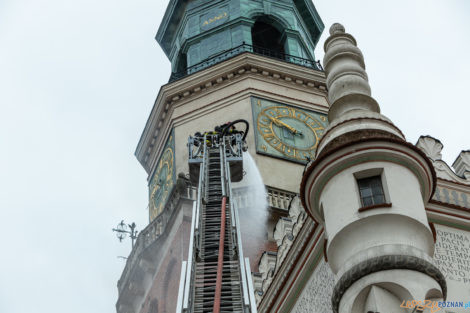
[358,202,392,213]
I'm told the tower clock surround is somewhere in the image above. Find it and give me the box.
[148,129,176,222]
[252,97,328,164]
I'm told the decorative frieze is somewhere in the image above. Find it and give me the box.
[433,186,470,209]
[254,195,308,304]
[273,217,293,246]
[166,63,327,108]
[330,255,446,313]
[258,251,278,281]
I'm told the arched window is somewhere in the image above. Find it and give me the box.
[149,298,158,313]
[251,18,285,59]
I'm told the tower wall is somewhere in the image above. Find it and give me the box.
[120,51,329,313]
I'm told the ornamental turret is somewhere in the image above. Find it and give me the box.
[300,23,446,313]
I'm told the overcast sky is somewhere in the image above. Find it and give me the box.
[0,1,468,313]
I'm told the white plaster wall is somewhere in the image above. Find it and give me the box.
[327,215,434,274]
[321,161,434,273]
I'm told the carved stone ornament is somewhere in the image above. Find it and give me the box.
[453,150,470,179]
[416,136,443,161]
[416,136,470,184]
[254,195,308,304]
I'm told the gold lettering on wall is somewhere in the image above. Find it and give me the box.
[202,12,228,26]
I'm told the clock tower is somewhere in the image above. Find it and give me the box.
[117,1,470,313]
[117,1,328,312]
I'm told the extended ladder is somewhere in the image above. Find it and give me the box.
[177,134,257,313]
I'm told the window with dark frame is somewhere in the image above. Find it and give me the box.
[357,175,386,207]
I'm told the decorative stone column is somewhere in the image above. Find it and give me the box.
[300,24,446,313]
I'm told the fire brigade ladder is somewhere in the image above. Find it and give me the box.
[194,147,242,313]
[177,135,258,313]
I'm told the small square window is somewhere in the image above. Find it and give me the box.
[357,176,386,207]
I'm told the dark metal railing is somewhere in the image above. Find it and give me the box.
[169,43,324,82]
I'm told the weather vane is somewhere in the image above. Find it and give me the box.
[112,220,138,248]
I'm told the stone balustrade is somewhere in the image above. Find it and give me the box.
[267,186,296,211]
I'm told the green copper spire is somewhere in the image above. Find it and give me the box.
[156,0,324,81]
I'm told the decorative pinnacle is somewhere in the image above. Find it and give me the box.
[329,23,345,35]
[323,23,380,122]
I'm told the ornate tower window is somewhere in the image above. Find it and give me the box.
[251,17,286,58]
[357,176,386,207]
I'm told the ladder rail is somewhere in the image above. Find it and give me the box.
[224,138,237,230]
[212,195,226,313]
[244,258,258,313]
[222,138,250,308]
[176,260,187,313]
[233,200,251,309]
[183,201,198,311]
[182,135,208,312]
[195,135,208,231]
[219,144,227,197]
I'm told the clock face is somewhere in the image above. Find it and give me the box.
[149,131,175,222]
[252,97,328,163]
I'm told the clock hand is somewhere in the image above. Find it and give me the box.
[268,116,302,135]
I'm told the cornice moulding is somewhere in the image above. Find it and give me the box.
[135,53,327,174]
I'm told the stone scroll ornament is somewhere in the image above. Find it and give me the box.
[331,255,447,313]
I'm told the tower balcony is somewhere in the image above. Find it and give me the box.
[168,43,324,83]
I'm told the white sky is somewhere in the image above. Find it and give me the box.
[0,1,468,312]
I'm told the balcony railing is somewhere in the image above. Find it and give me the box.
[230,185,297,212]
[169,43,324,83]
[266,186,296,211]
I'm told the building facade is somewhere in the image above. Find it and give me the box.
[116,1,470,313]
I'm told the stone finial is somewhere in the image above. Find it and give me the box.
[323,23,380,122]
[416,136,443,161]
[329,23,345,35]
[452,150,470,180]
